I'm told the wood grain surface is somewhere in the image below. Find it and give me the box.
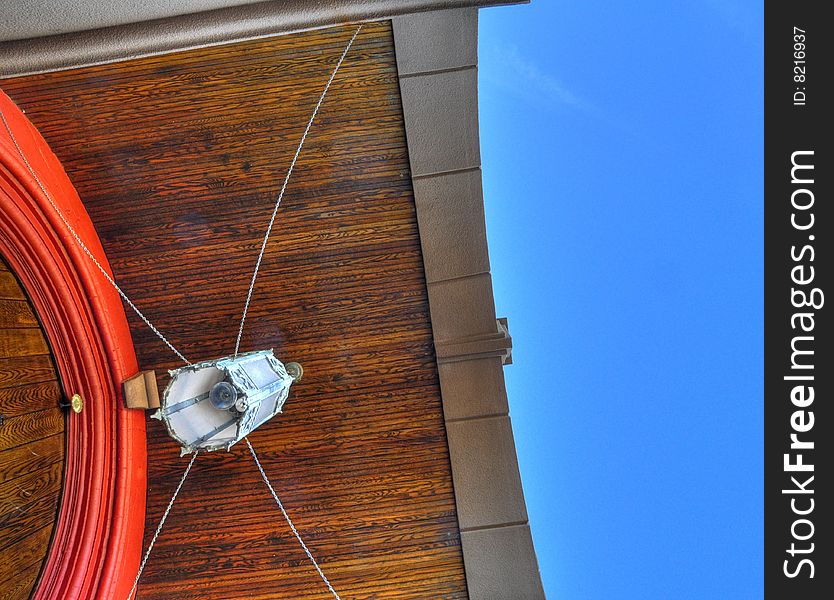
[0,259,64,600]
[2,22,467,599]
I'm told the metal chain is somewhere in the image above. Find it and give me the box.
[233,25,363,358]
[127,451,199,600]
[246,438,341,599]
[0,108,190,365]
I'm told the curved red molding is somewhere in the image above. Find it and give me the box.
[0,89,146,600]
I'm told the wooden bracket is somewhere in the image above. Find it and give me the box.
[122,370,160,410]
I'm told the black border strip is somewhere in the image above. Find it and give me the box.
[765,3,831,597]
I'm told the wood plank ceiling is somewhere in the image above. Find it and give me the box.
[0,259,65,600]
[1,22,468,599]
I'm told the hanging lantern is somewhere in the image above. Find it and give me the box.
[153,350,303,454]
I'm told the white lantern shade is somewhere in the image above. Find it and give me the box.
[154,350,298,453]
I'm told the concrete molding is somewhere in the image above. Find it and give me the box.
[446,416,528,529]
[0,0,526,77]
[394,6,544,598]
[392,7,478,76]
[434,316,512,364]
[412,168,491,283]
[437,356,509,420]
[461,524,546,599]
[1,1,262,42]
[426,273,499,343]
[398,67,481,176]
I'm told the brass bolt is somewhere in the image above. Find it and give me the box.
[285,362,303,382]
[70,393,83,414]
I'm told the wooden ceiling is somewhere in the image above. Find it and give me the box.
[0,259,65,600]
[1,21,468,599]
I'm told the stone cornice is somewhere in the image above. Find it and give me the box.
[0,0,526,78]
[392,7,544,598]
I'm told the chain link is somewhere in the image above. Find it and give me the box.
[0,108,190,365]
[246,438,341,599]
[127,451,199,600]
[233,25,363,358]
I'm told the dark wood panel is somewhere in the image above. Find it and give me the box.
[0,355,56,388]
[0,259,64,598]
[0,299,39,328]
[0,433,63,482]
[0,409,63,452]
[0,328,49,359]
[0,563,41,600]
[0,381,61,418]
[0,461,63,519]
[0,526,53,588]
[0,272,26,300]
[0,492,62,553]
[2,21,466,600]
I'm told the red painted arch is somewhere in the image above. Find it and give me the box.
[0,89,146,600]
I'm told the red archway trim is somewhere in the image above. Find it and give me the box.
[0,90,146,600]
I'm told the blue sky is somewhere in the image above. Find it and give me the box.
[478,2,763,598]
